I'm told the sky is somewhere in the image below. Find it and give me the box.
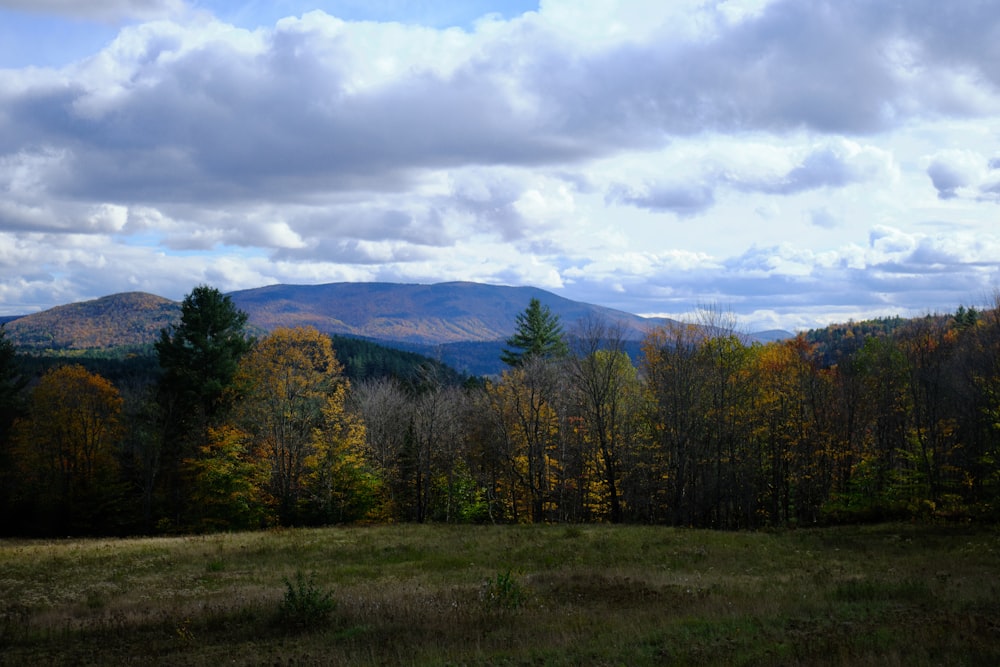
[1,0,1000,332]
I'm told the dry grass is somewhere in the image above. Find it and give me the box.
[1,523,998,665]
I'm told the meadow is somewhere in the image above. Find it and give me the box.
[1,523,998,665]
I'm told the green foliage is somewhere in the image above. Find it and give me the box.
[0,326,26,426]
[186,426,271,532]
[155,285,253,524]
[480,570,525,610]
[804,315,910,366]
[429,461,490,523]
[17,347,162,391]
[156,285,252,421]
[954,304,979,330]
[277,570,336,630]
[501,298,568,367]
[330,335,465,388]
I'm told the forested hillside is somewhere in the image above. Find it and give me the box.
[225,281,668,344]
[1,286,998,537]
[4,293,180,351]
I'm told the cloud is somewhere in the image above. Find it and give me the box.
[0,0,186,21]
[607,183,716,217]
[925,150,985,199]
[4,0,998,216]
[746,142,890,195]
[606,139,893,216]
[809,208,839,229]
[1,0,1000,332]
[557,225,1000,331]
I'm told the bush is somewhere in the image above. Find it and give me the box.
[277,570,336,630]
[480,570,525,611]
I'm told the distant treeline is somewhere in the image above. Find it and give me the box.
[1,287,998,537]
[14,336,465,390]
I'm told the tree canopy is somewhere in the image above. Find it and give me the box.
[155,285,253,424]
[11,365,124,534]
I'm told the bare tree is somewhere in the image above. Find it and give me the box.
[569,316,641,523]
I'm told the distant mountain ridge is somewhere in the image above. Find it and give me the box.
[226,281,673,345]
[2,282,792,365]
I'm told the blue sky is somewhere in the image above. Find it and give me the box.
[1,0,999,331]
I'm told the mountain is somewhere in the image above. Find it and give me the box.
[3,282,792,375]
[225,281,673,345]
[3,292,179,351]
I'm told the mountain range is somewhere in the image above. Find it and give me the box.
[1,282,791,375]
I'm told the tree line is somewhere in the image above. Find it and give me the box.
[1,287,998,536]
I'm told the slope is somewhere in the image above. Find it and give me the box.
[226,281,671,345]
[4,292,180,351]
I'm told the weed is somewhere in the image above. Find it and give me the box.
[175,617,195,643]
[277,570,336,630]
[480,570,525,611]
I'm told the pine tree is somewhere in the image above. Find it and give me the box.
[155,285,253,525]
[501,298,569,367]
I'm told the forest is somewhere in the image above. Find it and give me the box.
[0,285,998,536]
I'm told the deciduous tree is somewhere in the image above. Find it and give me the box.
[569,317,640,523]
[11,365,124,534]
[234,327,377,524]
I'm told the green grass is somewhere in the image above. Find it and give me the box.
[1,523,998,665]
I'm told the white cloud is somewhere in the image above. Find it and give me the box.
[0,0,999,333]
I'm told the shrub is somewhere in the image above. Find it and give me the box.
[480,570,525,611]
[277,570,336,630]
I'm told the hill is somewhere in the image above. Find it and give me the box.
[225,281,672,345]
[3,292,180,351]
[3,282,792,375]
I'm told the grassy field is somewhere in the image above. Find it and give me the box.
[1,522,998,665]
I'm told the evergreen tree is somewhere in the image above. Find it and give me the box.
[501,298,569,367]
[154,285,253,526]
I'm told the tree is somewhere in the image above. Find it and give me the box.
[353,377,412,519]
[641,322,709,525]
[0,325,25,440]
[234,327,377,525]
[642,315,755,528]
[186,425,269,531]
[569,317,641,523]
[156,285,252,427]
[11,365,124,534]
[501,298,569,367]
[484,356,563,522]
[155,285,252,524]
[0,325,27,534]
[302,372,379,525]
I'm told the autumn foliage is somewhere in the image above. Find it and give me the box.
[3,288,1000,536]
[9,365,124,533]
